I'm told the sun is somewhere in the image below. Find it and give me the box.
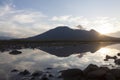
[97,28,112,34]
[96,24,113,34]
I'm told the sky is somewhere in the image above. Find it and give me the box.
[0,0,120,38]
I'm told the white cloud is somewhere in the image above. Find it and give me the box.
[0,1,120,38]
[52,15,72,21]
[51,16,120,35]
[0,4,52,38]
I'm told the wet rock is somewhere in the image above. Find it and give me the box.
[32,71,43,77]
[84,64,99,75]
[48,74,54,77]
[46,67,53,70]
[11,69,19,72]
[41,75,49,80]
[9,50,22,55]
[19,70,30,75]
[86,68,107,78]
[104,55,117,61]
[99,67,110,72]
[109,69,120,78]
[114,59,120,65]
[60,69,83,79]
[105,73,116,80]
[117,53,120,56]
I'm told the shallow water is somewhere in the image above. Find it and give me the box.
[0,42,120,80]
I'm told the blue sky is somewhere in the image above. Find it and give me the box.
[12,0,120,17]
[0,0,120,38]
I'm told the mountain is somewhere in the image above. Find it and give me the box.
[27,26,120,41]
[108,31,120,37]
[0,36,14,40]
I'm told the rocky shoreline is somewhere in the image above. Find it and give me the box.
[10,63,120,80]
[60,64,120,80]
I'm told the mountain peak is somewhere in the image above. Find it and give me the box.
[54,26,71,30]
[90,29,99,34]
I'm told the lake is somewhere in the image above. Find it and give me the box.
[0,42,120,80]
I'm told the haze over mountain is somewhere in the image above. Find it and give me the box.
[27,26,120,41]
[0,36,14,40]
[108,31,120,37]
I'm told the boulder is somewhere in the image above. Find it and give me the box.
[83,64,99,75]
[109,69,120,78]
[117,53,120,56]
[9,50,22,55]
[114,59,120,65]
[104,55,117,61]
[105,73,116,80]
[41,75,49,80]
[48,74,54,77]
[11,69,19,72]
[61,69,83,78]
[32,71,43,77]
[19,70,30,75]
[86,69,107,78]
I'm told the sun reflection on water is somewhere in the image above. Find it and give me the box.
[97,47,119,56]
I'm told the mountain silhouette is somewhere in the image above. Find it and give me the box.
[39,42,115,57]
[27,26,120,41]
[0,36,13,40]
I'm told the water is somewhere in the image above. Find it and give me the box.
[0,42,120,80]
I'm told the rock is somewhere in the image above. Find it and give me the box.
[32,71,43,77]
[105,55,117,61]
[9,50,22,55]
[46,67,53,70]
[109,69,120,78]
[84,64,99,75]
[87,69,107,78]
[41,75,49,80]
[60,69,83,80]
[114,59,120,65]
[19,70,30,75]
[105,73,116,80]
[11,69,19,72]
[48,74,54,77]
[117,53,120,56]
[99,67,110,72]
[61,69,83,78]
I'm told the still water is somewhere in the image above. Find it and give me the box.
[0,42,120,80]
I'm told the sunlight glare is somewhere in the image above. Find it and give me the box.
[97,23,113,34]
[97,48,119,56]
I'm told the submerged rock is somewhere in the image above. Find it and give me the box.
[19,70,30,75]
[11,69,19,72]
[46,67,53,70]
[48,74,54,77]
[32,71,43,77]
[117,53,120,56]
[104,55,117,61]
[115,59,120,65]
[9,50,22,55]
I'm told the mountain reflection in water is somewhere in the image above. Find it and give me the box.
[38,42,116,57]
[0,42,120,80]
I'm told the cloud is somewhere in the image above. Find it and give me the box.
[0,3,52,38]
[51,16,120,35]
[52,15,72,21]
[0,0,120,38]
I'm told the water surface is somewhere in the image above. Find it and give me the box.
[0,42,120,80]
